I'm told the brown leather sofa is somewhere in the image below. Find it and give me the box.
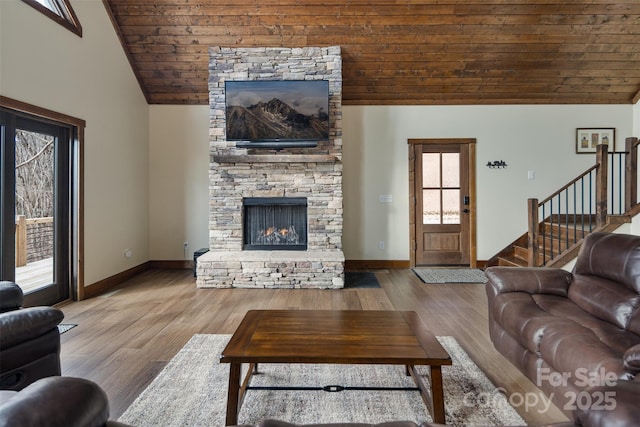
[0,281,64,390]
[0,376,131,427]
[485,232,640,421]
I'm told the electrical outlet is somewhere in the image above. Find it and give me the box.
[124,249,132,258]
[184,242,188,250]
[379,194,393,203]
[378,241,385,250]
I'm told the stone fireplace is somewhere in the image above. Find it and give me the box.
[196,46,344,289]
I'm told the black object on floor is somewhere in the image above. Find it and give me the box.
[193,248,209,277]
[58,324,77,334]
[343,272,381,288]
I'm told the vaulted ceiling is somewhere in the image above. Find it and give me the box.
[103,0,640,106]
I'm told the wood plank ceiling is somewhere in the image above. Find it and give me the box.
[103,0,640,105]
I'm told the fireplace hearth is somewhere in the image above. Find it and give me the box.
[244,197,307,250]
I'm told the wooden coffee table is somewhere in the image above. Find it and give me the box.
[220,309,452,425]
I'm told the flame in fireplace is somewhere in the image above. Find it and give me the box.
[258,225,299,245]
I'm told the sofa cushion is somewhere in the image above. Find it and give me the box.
[533,294,640,354]
[485,267,571,296]
[538,326,633,389]
[626,305,640,336]
[490,292,570,354]
[573,232,640,293]
[491,291,640,356]
[568,275,640,330]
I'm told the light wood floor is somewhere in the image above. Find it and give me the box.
[58,268,569,425]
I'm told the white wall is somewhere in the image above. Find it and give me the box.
[342,104,634,261]
[0,0,150,286]
[147,104,634,263]
[149,106,210,260]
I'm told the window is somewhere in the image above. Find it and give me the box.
[1,97,84,304]
[21,0,82,37]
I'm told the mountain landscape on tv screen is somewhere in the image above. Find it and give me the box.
[226,98,329,141]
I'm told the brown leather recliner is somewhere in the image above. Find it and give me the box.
[0,281,64,390]
[485,232,640,420]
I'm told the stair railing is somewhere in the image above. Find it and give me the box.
[527,137,639,266]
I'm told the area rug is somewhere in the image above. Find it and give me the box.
[413,268,488,284]
[343,272,381,288]
[119,334,525,426]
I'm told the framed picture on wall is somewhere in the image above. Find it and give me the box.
[576,128,615,154]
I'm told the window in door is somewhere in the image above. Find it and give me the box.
[422,152,461,225]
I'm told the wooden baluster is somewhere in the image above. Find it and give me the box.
[625,137,639,212]
[527,198,539,267]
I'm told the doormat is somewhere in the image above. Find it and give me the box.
[344,272,381,288]
[58,323,77,334]
[413,268,487,284]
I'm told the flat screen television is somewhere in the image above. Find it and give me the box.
[225,80,329,149]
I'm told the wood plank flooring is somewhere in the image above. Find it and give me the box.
[58,268,569,425]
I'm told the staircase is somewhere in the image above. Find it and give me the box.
[487,137,640,268]
[487,215,626,268]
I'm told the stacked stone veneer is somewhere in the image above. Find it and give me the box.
[196,46,345,289]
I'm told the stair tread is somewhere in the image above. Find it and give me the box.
[497,254,527,267]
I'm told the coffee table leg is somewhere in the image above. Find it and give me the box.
[226,362,241,426]
[430,366,445,424]
[408,365,446,425]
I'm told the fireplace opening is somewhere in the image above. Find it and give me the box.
[243,197,307,250]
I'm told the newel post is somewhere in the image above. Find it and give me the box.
[595,144,608,228]
[527,198,539,267]
[625,137,639,211]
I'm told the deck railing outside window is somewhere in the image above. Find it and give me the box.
[14,215,54,267]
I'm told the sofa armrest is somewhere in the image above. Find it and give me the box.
[485,266,572,296]
[0,282,23,313]
[0,377,112,427]
[0,307,64,348]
